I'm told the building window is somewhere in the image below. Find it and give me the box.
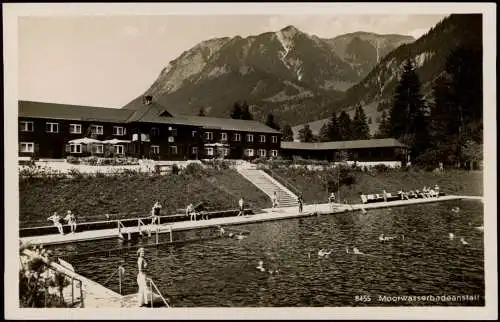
[259,149,267,157]
[245,149,254,157]
[151,145,160,154]
[113,126,126,136]
[90,125,103,135]
[20,121,34,132]
[247,134,254,142]
[205,147,214,156]
[114,145,124,155]
[221,133,227,142]
[271,149,278,157]
[70,143,82,153]
[192,130,197,137]
[69,124,82,134]
[260,135,266,143]
[223,148,230,157]
[93,144,104,154]
[46,122,59,133]
[272,136,278,143]
[205,132,213,140]
[171,129,177,136]
[192,146,198,154]
[20,142,34,153]
[168,136,175,143]
[234,133,241,142]
[169,146,178,155]
[151,127,160,137]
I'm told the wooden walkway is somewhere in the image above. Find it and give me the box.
[20,195,482,247]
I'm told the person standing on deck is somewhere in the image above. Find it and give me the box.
[272,192,279,209]
[328,192,336,211]
[297,193,304,214]
[64,210,77,234]
[383,190,388,202]
[137,247,149,307]
[238,198,244,216]
[47,212,64,235]
[150,201,162,225]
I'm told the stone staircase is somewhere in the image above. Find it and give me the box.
[236,166,298,208]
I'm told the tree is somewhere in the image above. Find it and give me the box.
[197,106,206,116]
[374,110,391,138]
[281,124,294,141]
[265,113,280,131]
[318,123,330,142]
[427,45,482,167]
[230,101,242,119]
[327,113,340,141]
[298,124,314,142]
[337,111,353,141]
[240,101,253,120]
[352,105,370,140]
[389,58,429,160]
[462,139,483,170]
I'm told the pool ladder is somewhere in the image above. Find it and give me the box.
[147,278,170,308]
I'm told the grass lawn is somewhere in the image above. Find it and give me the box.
[19,168,271,228]
[268,167,483,205]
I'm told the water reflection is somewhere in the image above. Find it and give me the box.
[50,200,484,307]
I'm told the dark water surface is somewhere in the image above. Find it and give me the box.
[50,200,484,307]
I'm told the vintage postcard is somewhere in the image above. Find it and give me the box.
[3,2,497,320]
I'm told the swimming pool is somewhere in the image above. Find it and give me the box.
[50,200,485,307]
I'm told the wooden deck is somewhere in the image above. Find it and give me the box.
[20,195,482,247]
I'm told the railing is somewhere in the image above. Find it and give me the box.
[262,167,302,197]
[138,218,146,236]
[147,278,170,308]
[117,220,127,239]
[43,263,84,307]
[101,265,125,295]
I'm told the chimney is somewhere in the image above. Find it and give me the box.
[143,95,153,105]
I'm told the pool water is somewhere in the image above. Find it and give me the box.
[50,200,485,307]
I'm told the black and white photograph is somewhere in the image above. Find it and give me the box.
[3,2,497,320]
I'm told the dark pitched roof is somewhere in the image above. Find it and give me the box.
[281,138,407,150]
[18,100,133,122]
[19,100,280,134]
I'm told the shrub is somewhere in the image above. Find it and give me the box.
[373,164,390,173]
[183,162,204,176]
[171,163,180,175]
[68,168,85,180]
[66,156,80,164]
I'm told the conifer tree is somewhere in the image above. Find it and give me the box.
[240,101,253,120]
[318,123,330,142]
[230,101,242,119]
[265,113,280,130]
[337,111,353,141]
[352,105,370,139]
[389,59,429,159]
[281,124,294,142]
[298,124,314,142]
[328,113,340,141]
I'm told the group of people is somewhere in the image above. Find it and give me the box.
[398,184,441,200]
[47,210,77,235]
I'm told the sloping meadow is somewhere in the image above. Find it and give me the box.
[19,166,270,228]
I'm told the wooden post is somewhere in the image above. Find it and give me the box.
[118,268,122,295]
[80,280,84,308]
[169,226,173,243]
[71,277,74,305]
[156,226,159,245]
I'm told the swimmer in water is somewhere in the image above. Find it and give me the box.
[235,234,246,241]
[475,226,484,232]
[451,206,460,214]
[352,247,363,254]
[460,237,469,245]
[361,207,367,214]
[217,226,225,237]
[256,260,265,272]
[317,249,332,257]
[449,233,455,240]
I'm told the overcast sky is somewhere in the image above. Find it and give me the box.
[15,6,449,108]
